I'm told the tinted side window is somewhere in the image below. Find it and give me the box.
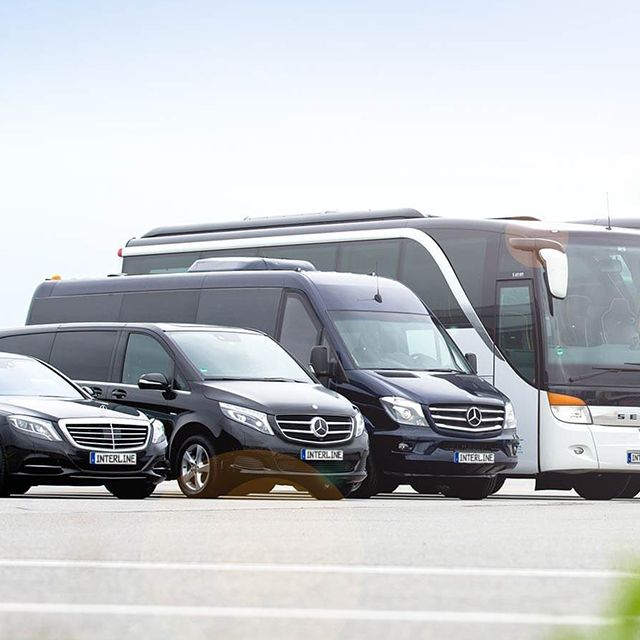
[0,333,54,360]
[259,244,339,271]
[29,294,123,325]
[121,334,175,385]
[50,331,118,381]
[429,229,499,331]
[279,295,321,365]
[496,282,536,384]
[120,291,200,323]
[338,240,401,279]
[400,239,469,328]
[196,288,282,335]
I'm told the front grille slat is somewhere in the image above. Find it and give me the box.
[427,404,505,435]
[62,422,149,451]
[275,415,354,444]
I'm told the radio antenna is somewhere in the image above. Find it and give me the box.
[373,263,383,303]
[606,192,612,230]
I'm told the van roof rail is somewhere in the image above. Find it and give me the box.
[142,208,426,238]
[187,257,317,273]
[490,215,542,222]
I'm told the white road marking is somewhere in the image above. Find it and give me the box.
[0,602,613,625]
[0,559,632,580]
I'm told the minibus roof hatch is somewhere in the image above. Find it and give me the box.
[187,257,317,273]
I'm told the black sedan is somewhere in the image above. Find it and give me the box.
[0,352,168,498]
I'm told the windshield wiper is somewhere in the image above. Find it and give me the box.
[426,368,467,374]
[569,366,640,383]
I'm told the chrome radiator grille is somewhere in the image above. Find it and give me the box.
[61,421,150,451]
[427,405,504,434]
[275,415,354,444]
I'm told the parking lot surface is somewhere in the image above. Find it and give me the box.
[0,479,637,640]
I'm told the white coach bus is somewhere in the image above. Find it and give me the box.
[118,209,640,499]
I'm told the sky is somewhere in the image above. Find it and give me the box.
[1,0,639,327]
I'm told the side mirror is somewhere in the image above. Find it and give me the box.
[81,386,95,397]
[138,372,171,391]
[464,353,478,374]
[538,247,568,299]
[310,345,330,378]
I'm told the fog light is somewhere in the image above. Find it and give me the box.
[398,442,413,452]
[573,446,585,455]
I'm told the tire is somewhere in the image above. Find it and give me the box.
[7,480,32,496]
[411,478,441,495]
[105,480,157,500]
[0,444,9,498]
[619,476,640,499]
[345,455,380,499]
[490,476,507,495]
[228,479,277,496]
[176,435,224,498]
[440,477,497,500]
[573,473,631,500]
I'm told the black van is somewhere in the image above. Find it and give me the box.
[0,323,367,500]
[23,261,519,499]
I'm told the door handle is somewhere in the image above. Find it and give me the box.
[111,389,128,400]
[89,386,103,397]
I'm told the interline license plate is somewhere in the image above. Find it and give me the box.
[90,452,137,465]
[300,449,344,461]
[454,451,495,464]
[627,451,640,464]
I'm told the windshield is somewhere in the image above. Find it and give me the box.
[0,357,84,398]
[169,330,313,382]
[545,234,640,386]
[330,311,470,372]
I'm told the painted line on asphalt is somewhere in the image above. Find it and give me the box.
[0,559,633,580]
[0,602,613,625]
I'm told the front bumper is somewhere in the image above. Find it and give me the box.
[221,418,369,486]
[371,425,519,479]
[4,430,169,486]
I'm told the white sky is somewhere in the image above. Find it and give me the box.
[1,0,639,327]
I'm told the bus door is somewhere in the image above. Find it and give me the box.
[493,279,540,474]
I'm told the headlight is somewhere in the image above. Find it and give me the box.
[151,419,167,444]
[504,402,517,430]
[220,402,273,435]
[7,415,61,441]
[550,405,592,424]
[548,392,592,424]
[380,397,427,426]
[354,409,366,437]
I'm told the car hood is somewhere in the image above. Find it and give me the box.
[364,371,506,406]
[0,397,145,422]
[201,381,355,416]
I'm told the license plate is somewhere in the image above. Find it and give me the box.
[627,451,640,464]
[90,452,137,465]
[300,449,344,461]
[454,451,495,464]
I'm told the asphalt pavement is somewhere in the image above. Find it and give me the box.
[0,480,637,640]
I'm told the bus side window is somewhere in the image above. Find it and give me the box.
[259,244,338,271]
[278,294,321,366]
[496,282,536,384]
[338,240,401,279]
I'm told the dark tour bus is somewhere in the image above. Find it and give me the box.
[113,209,640,500]
[22,260,519,499]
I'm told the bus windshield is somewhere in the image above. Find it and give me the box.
[545,234,640,387]
[330,311,470,372]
